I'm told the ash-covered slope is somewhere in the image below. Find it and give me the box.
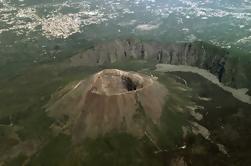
[69,39,251,90]
[46,69,167,143]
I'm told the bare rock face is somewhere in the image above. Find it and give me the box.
[67,38,251,92]
[68,39,231,84]
[46,69,168,143]
[69,39,227,70]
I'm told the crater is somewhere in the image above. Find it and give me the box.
[47,69,168,140]
[90,69,153,95]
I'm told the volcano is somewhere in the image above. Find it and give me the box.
[47,69,168,143]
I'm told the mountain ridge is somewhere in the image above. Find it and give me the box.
[66,38,251,91]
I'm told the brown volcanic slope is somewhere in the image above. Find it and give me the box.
[47,69,168,143]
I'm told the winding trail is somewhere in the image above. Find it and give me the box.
[156,64,251,105]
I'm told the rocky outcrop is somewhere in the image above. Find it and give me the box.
[68,38,250,90]
[73,39,226,65]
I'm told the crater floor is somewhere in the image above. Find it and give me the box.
[91,69,152,95]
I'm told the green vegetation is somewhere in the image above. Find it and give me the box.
[27,132,162,166]
[29,134,72,166]
[0,40,251,165]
